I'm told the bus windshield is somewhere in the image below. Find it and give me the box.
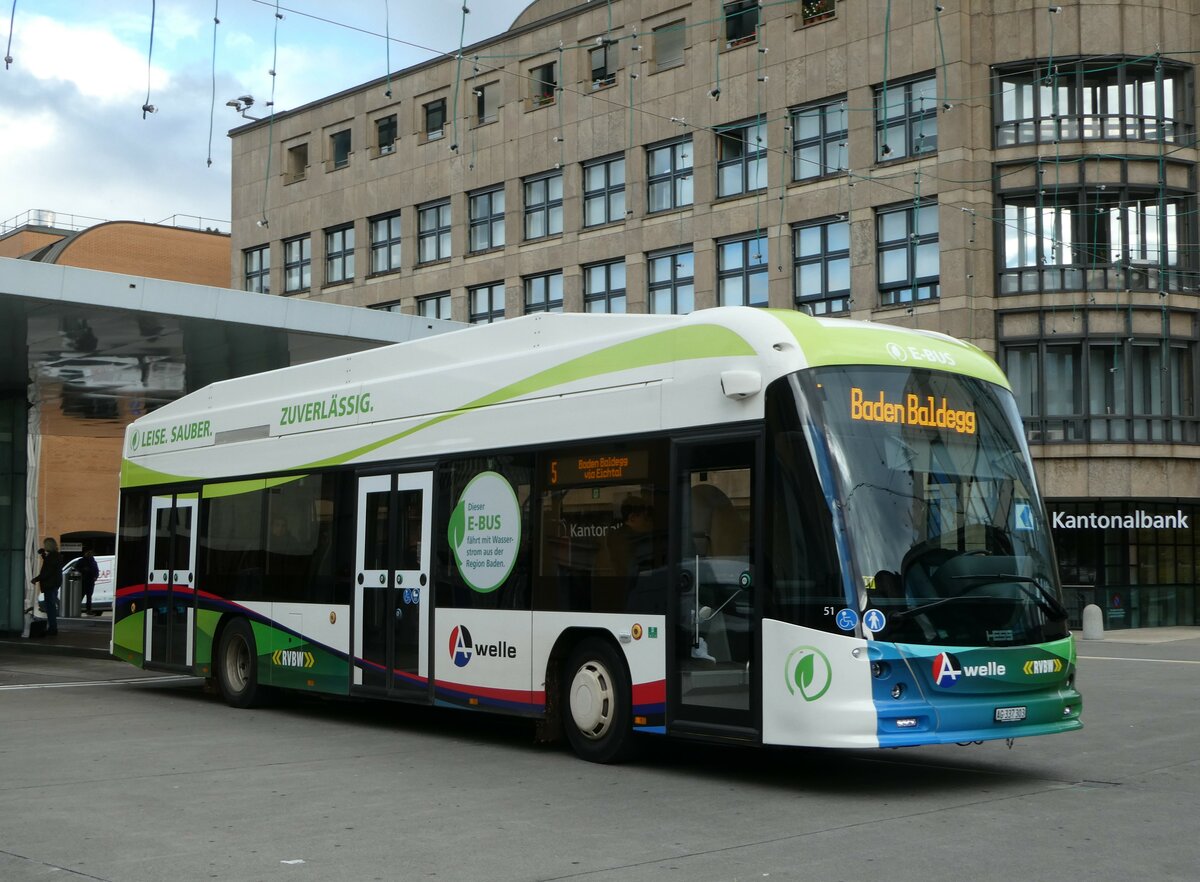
[800,365,1068,648]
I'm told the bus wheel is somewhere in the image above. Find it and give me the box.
[562,638,635,763]
[217,618,264,709]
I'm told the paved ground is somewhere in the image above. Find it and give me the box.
[1,628,1197,882]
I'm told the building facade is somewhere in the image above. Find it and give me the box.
[228,0,1200,627]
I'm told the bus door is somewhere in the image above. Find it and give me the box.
[352,471,433,700]
[669,437,760,739]
[146,492,198,669]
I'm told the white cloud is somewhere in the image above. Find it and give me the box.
[14,15,170,102]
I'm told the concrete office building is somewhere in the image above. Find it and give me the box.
[227,0,1200,627]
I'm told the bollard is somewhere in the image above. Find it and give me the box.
[1081,603,1104,640]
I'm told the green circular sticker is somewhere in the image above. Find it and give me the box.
[447,471,521,593]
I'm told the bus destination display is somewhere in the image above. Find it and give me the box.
[849,387,977,435]
[548,450,649,485]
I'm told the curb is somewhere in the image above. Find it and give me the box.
[0,638,114,661]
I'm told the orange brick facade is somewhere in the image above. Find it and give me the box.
[32,222,230,550]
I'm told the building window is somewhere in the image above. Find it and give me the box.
[1003,333,1198,444]
[285,143,308,183]
[325,225,355,284]
[648,248,694,314]
[653,20,685,71]
[583,155,625,227]
[524,272,564,314]
[474,82,499,124]
[470,283,506,324]
[792,98,847,181]
[330,129,351,169]
[530,61,557,107]
[647,137,693,212]
[418,200,451,263]
[418,292,452,320]
[877,201,939,305]
[801,0,836,25]
[584,260,626,313]
[793,217,850,315]
[717,120,768,197]
[998,186,1194,295]
[718,235,769,307]
[283,235,311,293]
[424,98,447,140]
[590,42,617,89]
[724,1,758,47]
[876,74,937,161]
[243,245,270,294]
[376,115,397,155]
[995,58,1194,147]
[369,213,402,275]
[468,187,505,253]
[524,172,563,240]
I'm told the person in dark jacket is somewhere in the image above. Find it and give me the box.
[31,537,62,636]
[78,548,101,615]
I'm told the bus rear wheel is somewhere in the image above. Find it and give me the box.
[562,638,635,763]
[216,618,265,709]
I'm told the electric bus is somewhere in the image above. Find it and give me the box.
[112,307,1081,762]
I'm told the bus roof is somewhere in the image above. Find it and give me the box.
[121,308,1008,488]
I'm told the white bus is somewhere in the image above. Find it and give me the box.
[112,308,1081,762]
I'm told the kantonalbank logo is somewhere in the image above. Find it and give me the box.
[448,624,517,668]
[850,388,977,435]
[783,646,832,702]
[932,652,1007,687]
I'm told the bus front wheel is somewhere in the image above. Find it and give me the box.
[562,638,635,763]
[216,618,265,709]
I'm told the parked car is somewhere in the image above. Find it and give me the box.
[37,555,115,613]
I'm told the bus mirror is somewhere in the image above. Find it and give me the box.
[720,370,761,400]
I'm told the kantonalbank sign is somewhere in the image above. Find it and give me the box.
[1053,510,1191,530]
[849,387,977,435]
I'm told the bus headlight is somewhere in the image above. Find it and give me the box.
[891,683,905,700]
[871,661,891,679]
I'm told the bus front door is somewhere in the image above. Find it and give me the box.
[669,438,760,740]
[145,493,198,669]
[352,471,433,701]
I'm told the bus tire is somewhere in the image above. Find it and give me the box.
[216,618,265,709]
[562,638,635,764]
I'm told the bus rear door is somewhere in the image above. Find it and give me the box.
[145,492,198,670]
[352,471,433,701]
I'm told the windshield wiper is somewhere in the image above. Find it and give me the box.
[997,574,1070,622]
[949,573,1070,622]
[891,594,1007,622]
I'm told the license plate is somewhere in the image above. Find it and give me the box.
[994,706,1027,723]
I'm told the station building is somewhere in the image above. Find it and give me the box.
[226,0,1199,628]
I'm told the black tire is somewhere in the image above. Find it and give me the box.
[216,618,266,709]
[562,638,635,764]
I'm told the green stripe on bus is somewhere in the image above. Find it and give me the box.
[304,323,756,469]
[764,310,1011,389]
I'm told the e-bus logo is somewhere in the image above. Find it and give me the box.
[448,624,518,668]
[932,652,1007,687]
[885,341,957,367]
[449,625,474,667]
[783,646,832,702]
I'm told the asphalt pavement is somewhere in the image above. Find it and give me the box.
[1,625,1197,882]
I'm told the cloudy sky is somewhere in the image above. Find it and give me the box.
[1,0,530,229]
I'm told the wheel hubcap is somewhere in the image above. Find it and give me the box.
[569,660,613,740]
[226,635,249,692]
